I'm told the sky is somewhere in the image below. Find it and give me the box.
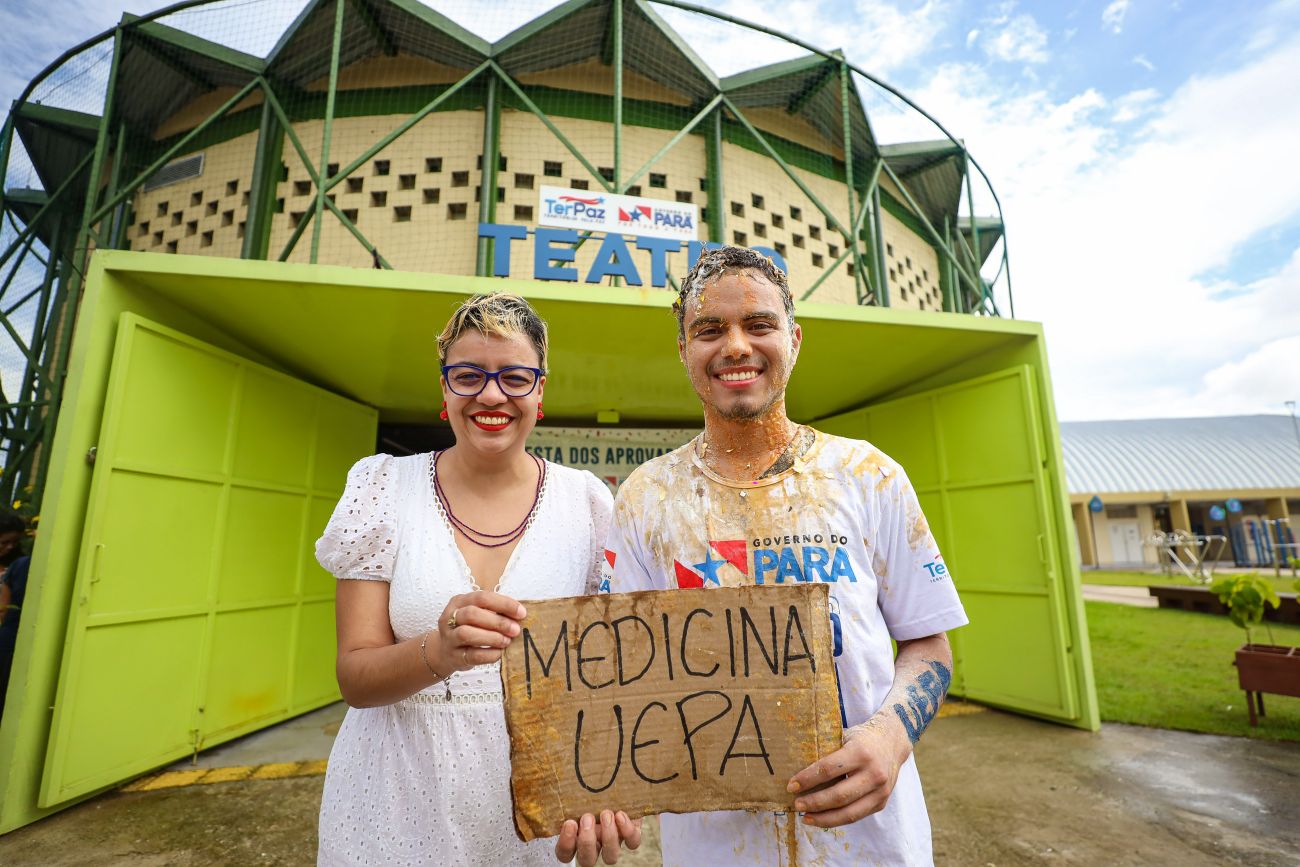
[1,0,1298,422]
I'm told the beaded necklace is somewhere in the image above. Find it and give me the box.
[430,449,546,549]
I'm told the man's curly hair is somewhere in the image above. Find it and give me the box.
[673,246,794,337]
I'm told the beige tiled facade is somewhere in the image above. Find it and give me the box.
[127,131,257,260]
[124,59,950,312]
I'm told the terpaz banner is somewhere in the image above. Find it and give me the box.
[538,184,699,241]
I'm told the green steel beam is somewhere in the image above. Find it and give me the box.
[0,152,93,273]
[30,214,82,509]
[613,0,624,194]
[476,74,501,277]
[324,60,491,194]
[491,0,593,55]
[705,107,724,242]
[879,159,981,299]
[840,63,865,303]
[265,0,330,70]
[119,12,264,74]
[621,94,721,192]
[870,181,889,307]
[105,123,129,250]
[3,211,49,268]
[799,189,871,303]
[0,242,37,342]
[9,103,101,138]
[0,112,14,219]
[940,217,955,313]
[798,243,856,302]
[87,77,260,227]
[260,81,320,187]
[719,53,827,91]
[242,98,285,260]
[963,151,981,305]
[7,219,63,493]
[491,62,615,193]
[632,0,720,89]
[786,60,837,115]
[325,197,392,269]
[349,0,399,57]
[720,94,850,240]
[70,27,123,281]
[311,0,346,264]
[125,31,215,90]
[386,0,490,55]
[278,206,315,262]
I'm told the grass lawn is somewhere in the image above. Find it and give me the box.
[1083,569,1298,594]
[1086,600,1300,741]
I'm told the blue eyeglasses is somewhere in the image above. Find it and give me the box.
[441,364,544,397]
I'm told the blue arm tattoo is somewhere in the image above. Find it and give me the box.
[892,660,952,744]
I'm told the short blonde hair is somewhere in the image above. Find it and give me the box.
[436,293,549,370]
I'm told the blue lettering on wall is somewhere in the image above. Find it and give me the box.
[534,227,580,281]
[477,223,788,287]
[586,233,643,285]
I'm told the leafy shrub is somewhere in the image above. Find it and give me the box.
[1210,574,1282,644]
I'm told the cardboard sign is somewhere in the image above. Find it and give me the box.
[500,584,842,841]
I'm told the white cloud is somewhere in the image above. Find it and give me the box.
[870,25,1300,420]
[1110,87,1159,122]
[1185,336,1300,417]
[975,6,1050,64]
[1133,53,1156,71]
[652,0,951,78]
[1102,0,1131,34]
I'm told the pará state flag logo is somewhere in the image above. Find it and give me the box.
[598,548,616,594]
[672,539,747,589]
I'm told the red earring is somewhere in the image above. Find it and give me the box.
[439,401,448,421]
[536,401,545,421]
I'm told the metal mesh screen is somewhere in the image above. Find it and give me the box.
[0,0,1012,506]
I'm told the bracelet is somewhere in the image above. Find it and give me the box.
[419,631,444,682]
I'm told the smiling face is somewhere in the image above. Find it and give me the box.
[441,330,545,457]
[678,269,801,421]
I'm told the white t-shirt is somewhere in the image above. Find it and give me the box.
[600,429,968,866]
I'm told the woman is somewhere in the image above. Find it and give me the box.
[314,293,638,866]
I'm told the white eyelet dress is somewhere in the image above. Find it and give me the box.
[314,452,614,866]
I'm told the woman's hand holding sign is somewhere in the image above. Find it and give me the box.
[434,590,527,673]
[554,809,642,866]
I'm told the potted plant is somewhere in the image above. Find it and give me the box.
[1210,574,1300,726]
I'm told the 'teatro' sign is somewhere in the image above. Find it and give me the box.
[501,584,842,841]
[477,223,789,288]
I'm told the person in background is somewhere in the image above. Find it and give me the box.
[0,509,30,722]
[314,293,640,866]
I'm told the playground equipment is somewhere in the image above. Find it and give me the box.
[1146,530,1228,583]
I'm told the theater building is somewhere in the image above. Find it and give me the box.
[0,0,1093,832]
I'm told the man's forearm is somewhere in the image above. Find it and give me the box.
[860,633,953,749]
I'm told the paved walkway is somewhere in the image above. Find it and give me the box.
[2,701,1298,865]
[1080,583,1158,607]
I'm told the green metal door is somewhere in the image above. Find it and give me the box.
[40,314,377,806]
[820,366,1096,727]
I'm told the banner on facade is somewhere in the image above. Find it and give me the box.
[538,185,700,241]
[501,584,842,840]
[527,427,697,491]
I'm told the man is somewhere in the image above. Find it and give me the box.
[598,246,967,865]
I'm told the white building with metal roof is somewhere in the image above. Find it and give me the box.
[1061,415,1300,568]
